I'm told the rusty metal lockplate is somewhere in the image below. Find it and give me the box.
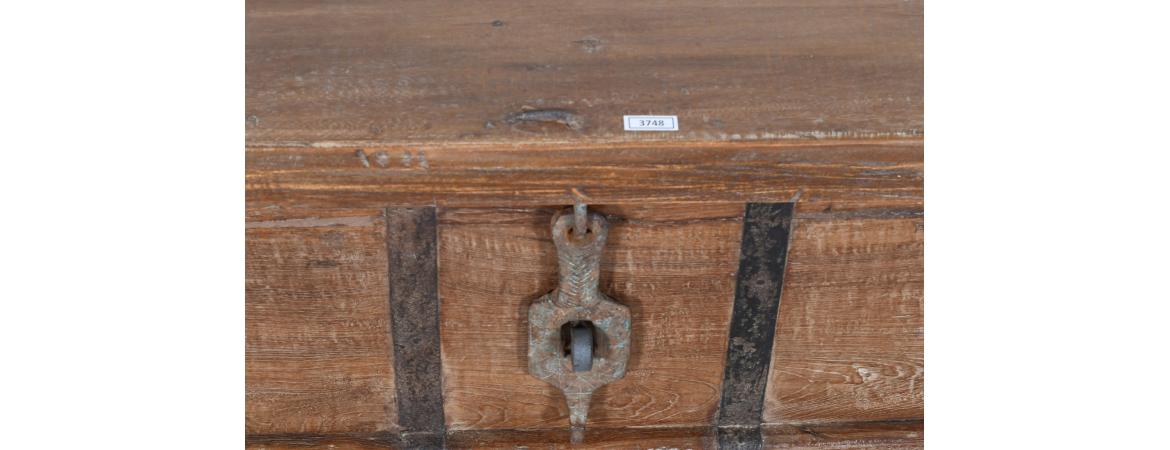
[528,207,631,443]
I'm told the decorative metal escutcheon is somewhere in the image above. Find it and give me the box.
[528,205,631,444]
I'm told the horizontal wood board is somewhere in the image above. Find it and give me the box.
[244,421,922,449]
[760,421,923,449]
[246,0,922,145]
[764,216,924,424]
[245,219,398,434]
[245,140,923,220]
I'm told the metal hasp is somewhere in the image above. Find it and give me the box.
[528,205,631,444]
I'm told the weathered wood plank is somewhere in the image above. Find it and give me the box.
[761,420,923,449]
[763,217,924,424]
[437,204,743,430]
[245,219,397,434]
[446,426,715,449]
[245,140,923,214]
[245,0,922,145]
[246,207,386,223]
[243,421,923,449]
[246,433,398,449]
[718,426,764,449]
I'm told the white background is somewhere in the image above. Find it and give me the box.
[1,0,1168,448]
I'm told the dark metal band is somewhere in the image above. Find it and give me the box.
[716,203,794,445]
[385,207,446,448]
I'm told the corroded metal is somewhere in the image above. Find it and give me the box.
[717,203,793,430]
[385,207,446,448]
[572,201,588,236]
[528,207,631,444]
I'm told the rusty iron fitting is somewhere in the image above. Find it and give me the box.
[528,206,631,444]
[552,206,606,308]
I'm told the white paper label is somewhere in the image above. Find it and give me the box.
[624,115,678,131]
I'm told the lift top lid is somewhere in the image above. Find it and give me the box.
[246,0,923,147]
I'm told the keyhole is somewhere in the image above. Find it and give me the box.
[566,226,593,240]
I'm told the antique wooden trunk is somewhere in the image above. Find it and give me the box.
[245,1,923,448]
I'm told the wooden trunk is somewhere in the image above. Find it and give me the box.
[246,1,923,448]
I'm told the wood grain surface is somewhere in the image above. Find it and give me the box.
[246,0,922,145]
[761,420,923,449]
[244,421,922,449]
[246,140,923,216]
[763,217,924,424]
[245,218,397,434]
[446,426,715,449]
[437,204,744,431]
[241,208,926,435]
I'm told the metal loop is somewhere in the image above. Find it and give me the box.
[573,201,588,237]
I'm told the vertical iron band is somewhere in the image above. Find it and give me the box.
[716,203,794,447]
[386,207,445,448]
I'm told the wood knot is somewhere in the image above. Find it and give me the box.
[504,109,584,131]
